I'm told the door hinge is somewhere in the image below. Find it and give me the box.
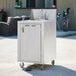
[22,27,24,33]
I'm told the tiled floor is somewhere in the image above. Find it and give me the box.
[0,36,76,76]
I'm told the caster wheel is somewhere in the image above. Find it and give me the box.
[51,60,55,66]
[40,65,44,70]
[20,62,24,68]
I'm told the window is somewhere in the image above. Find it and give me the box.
[53,0,56,8]
[15,0,57,9]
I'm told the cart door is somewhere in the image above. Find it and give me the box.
[21,24,41,63]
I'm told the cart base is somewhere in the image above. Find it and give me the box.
[19,60,55,71]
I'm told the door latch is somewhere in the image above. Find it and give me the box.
[22,27,24,33]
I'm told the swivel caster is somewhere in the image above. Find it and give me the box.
[51,60,55,66]
[19,62,32,71]
[40,65,44,70]
[20,62,24,68]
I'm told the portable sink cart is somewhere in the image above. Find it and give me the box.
[18,13,56,70]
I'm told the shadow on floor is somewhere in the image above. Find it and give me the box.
[0,36,17,39]
[22,65,76,76]
[57,35,76,40]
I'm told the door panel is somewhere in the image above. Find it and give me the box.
[21,24,41,62]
